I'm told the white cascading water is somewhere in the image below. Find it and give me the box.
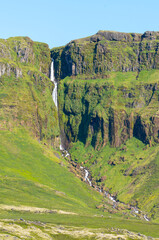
[80,167,92,186]
[50,60,58,108]
[50,60,69,157]
[84,169,92,186]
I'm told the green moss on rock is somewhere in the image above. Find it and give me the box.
[51,31,159,80]
[0,36,59,148]
[58,70,159,149]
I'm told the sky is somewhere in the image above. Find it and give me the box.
[1,0,159,48]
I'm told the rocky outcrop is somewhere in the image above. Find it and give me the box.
[95,30,141,42]
[0,62,22,78]
[51,31,159,79]
[0,37,51,77]
[141,31,159,41]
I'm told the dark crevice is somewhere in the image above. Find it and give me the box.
[147,84,157,105]
[91,116,100,148]
[133,116,148,144]
[78,101,90,144]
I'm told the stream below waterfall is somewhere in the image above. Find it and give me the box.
[79,166,150,222]
[50,60,150,222]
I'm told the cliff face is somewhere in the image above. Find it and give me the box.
[0,37,59,147]
[54,32,159,219]
[51,31,159,79]
[51,31,159,149]
[58,72,159,149]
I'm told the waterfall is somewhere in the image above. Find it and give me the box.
[50,60,69,157]
[50,60,58,108]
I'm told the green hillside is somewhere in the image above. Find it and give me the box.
[1,34,159,239]
[0,129,159,239]
[0,36,59,147]
[70,137,159,221]
[0,128,101,212]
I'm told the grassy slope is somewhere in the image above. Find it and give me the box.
[70,138,159,221]
[0,128,101,213]
[0,129,159,238]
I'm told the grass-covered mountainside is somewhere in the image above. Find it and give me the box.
[1,33,159,239]
[51,31,159,223]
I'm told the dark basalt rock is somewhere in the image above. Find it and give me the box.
[97,30,133,42]
[141,31,159,41]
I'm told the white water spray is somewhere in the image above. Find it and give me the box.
[50,60,68,154]
[81,168,92,186]
[144,215,149,221]
[50,60,58,108]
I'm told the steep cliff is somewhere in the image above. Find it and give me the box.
[58,71,159,149]
[52,31,159,220]
[51,30,159,79]
[51,31,159,149]
[0,36,59,147]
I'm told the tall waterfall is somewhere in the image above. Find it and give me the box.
[50,60,68,154]
[50,60,58,108]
